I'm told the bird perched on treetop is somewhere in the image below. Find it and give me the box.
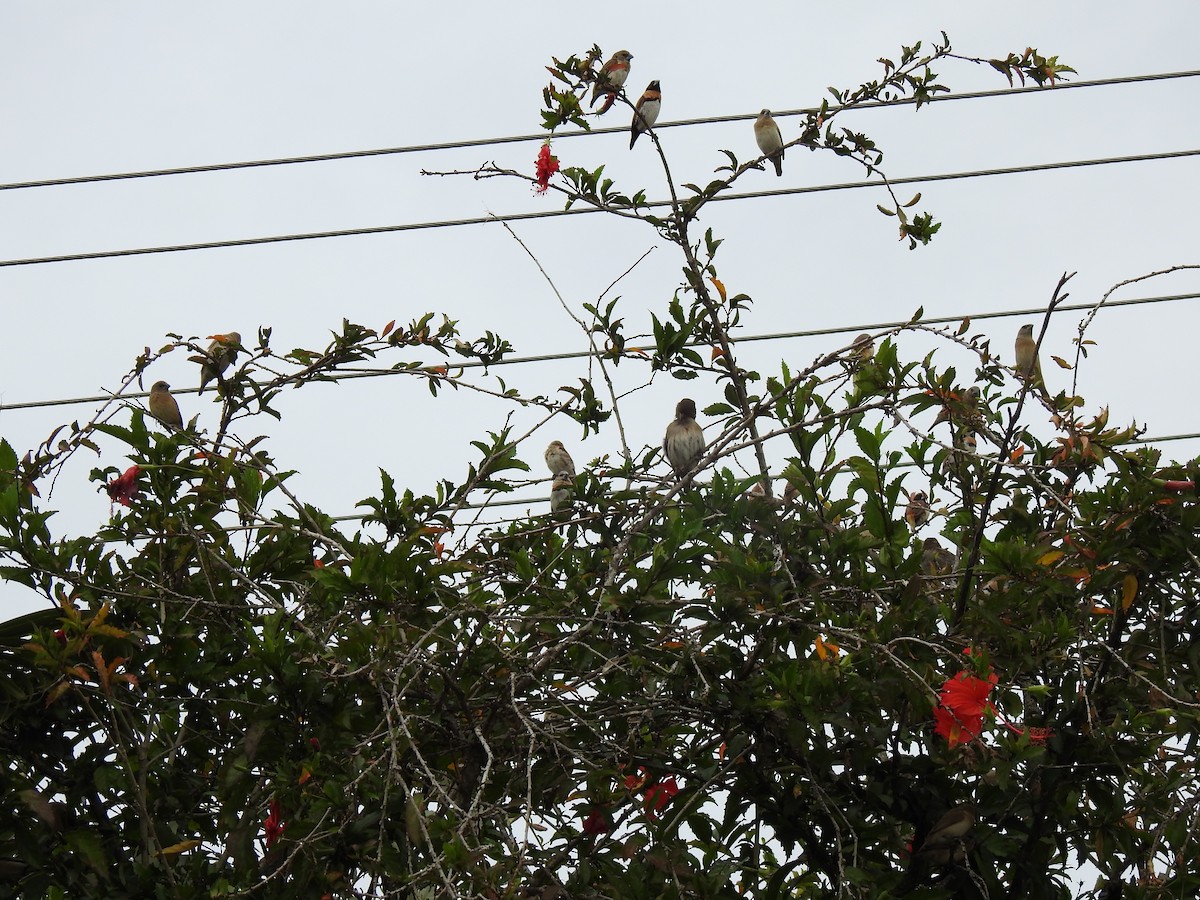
[754,109,784,177]
[590,50,633,106]
[544,441,576,478]
[1014,324,1051,401]
[148,381,182,429]
[663,398,705,479]
[629,81,661,149]
[192,332,242,394]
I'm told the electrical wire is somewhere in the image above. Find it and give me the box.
[1,70,1195,194]
[2,290,1197,413]
[1,147,1197,269]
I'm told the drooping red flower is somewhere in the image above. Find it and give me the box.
[534,142,560,194]
[933,669,998,748]
[581,807,610,835]
[264,800,286,848]
[106,465,141,509]
[643,776,679,818]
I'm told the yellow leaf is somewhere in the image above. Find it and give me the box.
[1051,355,1073,370]
[1121,574,1137,611]
[814,637,829,661]
[709,277,727,302]
[1037,550,1064,566]
[158,839,202,857]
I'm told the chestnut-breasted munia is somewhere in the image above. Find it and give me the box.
[629,81,661,149]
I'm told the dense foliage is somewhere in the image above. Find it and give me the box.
[2,35,1196,900]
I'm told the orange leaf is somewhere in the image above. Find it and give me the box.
[381,319,395,338]
[1121,574,1137,611]
[1009,445,1026,462]
[1090,605,1114,615]
[710,277,727,303]
[711,346,725,361]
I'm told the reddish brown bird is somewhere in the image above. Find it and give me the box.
[148,381,183,429]
[629,81,661,149]
[590,50,633,106]
[663,398,705,478]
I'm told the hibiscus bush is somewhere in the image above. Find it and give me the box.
[2,35,1198,900]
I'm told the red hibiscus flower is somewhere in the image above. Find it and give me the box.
[534,142,560,194]
[106,465,141,509]
[264,800,286,848]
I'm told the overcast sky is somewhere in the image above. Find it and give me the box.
[2,3,1199,620]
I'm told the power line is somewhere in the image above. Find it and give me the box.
[1,70,1195,195]
[3,290,1196,414]
[1,147,1196,270]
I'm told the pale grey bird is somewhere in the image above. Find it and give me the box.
[663,398,705,478]
[544,441,576,478]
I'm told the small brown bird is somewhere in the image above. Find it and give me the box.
[905,490,930,530]
[629,80,662,149]
[544,441,576,478]
[148,380,183,429]
[590,50,633,106]
[754,109,784,177]
[550,472,574,517]
[1014,324,1051,401]
[663,398,705,479]
[933,385,981,427]
[942,428,978,486]
[921,537,956,578]
[850,333,874,363]
[193,331,242,394]
[913,805,975,866]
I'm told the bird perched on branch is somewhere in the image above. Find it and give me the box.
[148,380,182,429]
[905,490,930,531]
[544,441,576,478]
[754,109,784,176]
[192,332,242,394]
[933,385,980,427]
[663,398,705,479]
[1015,324,1051,401]
[590,50,633,106]
[629,81,661,149]
[912,805,975,867]
[550,472,574,517]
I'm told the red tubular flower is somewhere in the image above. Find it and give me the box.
[264,800,286,847]
[534,142,560,194]
[106,465,141,508]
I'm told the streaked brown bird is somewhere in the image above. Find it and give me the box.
[148,381,183,429]
[663,398,705,479]
[905,490,930,530]
[544,441,576,478]
[193,331,242,394]
[590,50,633,106]
[629,80,661,149]
[913,805,975,866]
[1015,324,1051,401]
[754,109,784,176]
